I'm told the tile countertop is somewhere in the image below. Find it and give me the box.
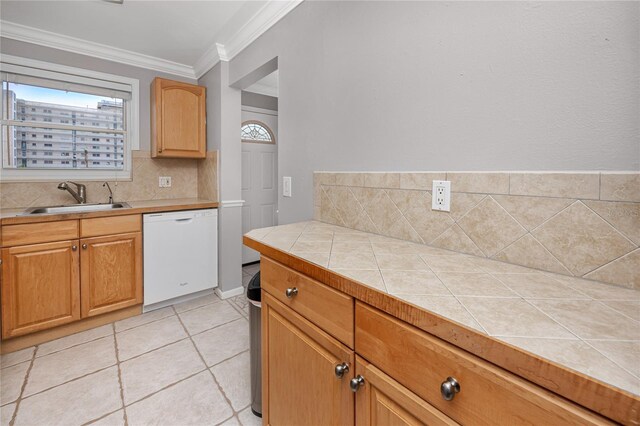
[0,198,218,225]
[244,220,640,399]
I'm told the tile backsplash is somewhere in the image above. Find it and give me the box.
[197,151,218,202]
[314,172,639,290]
[0,150,218,209]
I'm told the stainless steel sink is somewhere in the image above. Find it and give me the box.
[23,202,131,215]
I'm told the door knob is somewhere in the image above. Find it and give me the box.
[350,375,365,392]
[285,287,298,298]
[334,363,350,378]
[440,377,460,401]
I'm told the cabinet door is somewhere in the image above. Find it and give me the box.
[80,232,142,317]
[355,357,458,426]
[262,292,354,426]
[151,77,206,158]
[1,241,80,338]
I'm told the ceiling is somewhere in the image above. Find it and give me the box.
[245,70,278,97]
[0,0,301,79]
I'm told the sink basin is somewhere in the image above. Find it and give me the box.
[23,202,131,215]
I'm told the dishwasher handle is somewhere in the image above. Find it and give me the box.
[175,217,194,223]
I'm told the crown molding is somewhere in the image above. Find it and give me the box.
[216,43,229,62]
[223,0,303,61]
[1,1,303,81]
[0,20,196,79]
[192,44,221,79]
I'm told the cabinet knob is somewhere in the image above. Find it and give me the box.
[72,245,78,251]
[350,375,365,392]
[440,377,460,401]
[334,363,350,378]
[285,287,298,298]
[82,244,88,250]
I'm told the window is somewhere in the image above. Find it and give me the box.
[241,121,275,144]
[1,55,139,181]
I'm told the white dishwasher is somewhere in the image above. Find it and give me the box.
[143,209,218,311]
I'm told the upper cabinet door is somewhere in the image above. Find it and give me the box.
[151,77,206,158]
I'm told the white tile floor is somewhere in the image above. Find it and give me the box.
[0,264,262,426]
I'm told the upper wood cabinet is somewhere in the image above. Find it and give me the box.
[151,77,206,158]
[1,241,80,338]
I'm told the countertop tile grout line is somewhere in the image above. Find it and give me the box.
[432,270,491,335]
[581,339,640,382]
[520,298,587,342]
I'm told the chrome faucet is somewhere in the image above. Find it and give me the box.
[57,181,87,204]
[103,182,113,204]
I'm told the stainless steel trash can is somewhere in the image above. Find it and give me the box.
[247,271,262,417]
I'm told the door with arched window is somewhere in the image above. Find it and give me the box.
[241,114,278,264]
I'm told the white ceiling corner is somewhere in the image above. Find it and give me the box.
[0,20,195,78]
[220,0,303,61]
[216,44,229,62]
[0,0,303,80]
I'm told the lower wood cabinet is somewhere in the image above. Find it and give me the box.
[262,292,354,426]
[1,241,80,338]
[260,256,615,426]
[80,232,142,317]
[0,215,143,339]
[355,357,458,426]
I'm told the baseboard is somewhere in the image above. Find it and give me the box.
[143,288,216,313]
[215,286,245,299]
[1,305,141,354]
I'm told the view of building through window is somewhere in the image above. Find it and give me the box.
[2,82,125,170]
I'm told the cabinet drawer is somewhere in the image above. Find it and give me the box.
[355,302,611,426]
[80,215,141,238]
[1,220,78,246]
[355,356,458,426]
[261,256,354,348]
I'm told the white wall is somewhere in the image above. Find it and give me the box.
[229,1,640,224]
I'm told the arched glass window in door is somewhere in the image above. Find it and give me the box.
[241,120,275,144]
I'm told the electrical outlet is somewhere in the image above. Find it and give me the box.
[159,176,172,188]
[283,176,292,197]
[432,180,451,212]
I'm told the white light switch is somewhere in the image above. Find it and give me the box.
[283,176,292,197]
[432,180,451,212]
[159,176,172,188]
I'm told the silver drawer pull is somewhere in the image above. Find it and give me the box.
[350,375,365,392]
[285,287,298,298]
[440,376,460,401]
[334,363,350,378]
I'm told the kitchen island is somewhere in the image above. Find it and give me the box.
[244,220,639,425]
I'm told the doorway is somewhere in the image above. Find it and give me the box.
[241,70,278,264]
